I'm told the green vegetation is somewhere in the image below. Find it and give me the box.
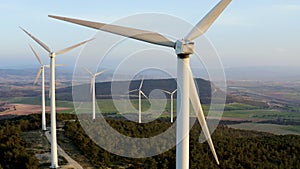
[284,125,300,133]
[229,123,300,136]
[64,118,300,168]
[55,101,74,108]
[2,96,41,105]
[2,96,74,109]
[0,115,41,169]
[223,109,300,120]
[224,103,259,111]
[97,99,175,113]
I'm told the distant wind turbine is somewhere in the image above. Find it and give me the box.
[49,0,231,168]
[83,67,106,120]
[128,79,148,123]
[162,89,177,123]
[29,45,47,131]
[20,27,93,169]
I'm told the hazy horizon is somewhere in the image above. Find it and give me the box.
[1,65,299,81]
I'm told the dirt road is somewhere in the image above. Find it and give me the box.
[45,131,83,169]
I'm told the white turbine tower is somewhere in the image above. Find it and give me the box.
[128,79,148,123]
[20,27,92,168]
[30,45,47,131]
[83,67,106,120]
[49,0,231,168]
[162,89,177,123]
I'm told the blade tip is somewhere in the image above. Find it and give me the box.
[48,15,56,18]
[19,26,26,32]
[48,15,65,21]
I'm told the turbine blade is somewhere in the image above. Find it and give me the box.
[140,90,149,100]
[139,79,144,90]
[95,69,107,77]
[172,89,178,94]
[44,65,50,68]
[29,44,43,65]
[184,0,231,41]
[162,90,172,95]
[19,27,51,53]
[48,15,175,48]
[127,89,139,94]
[34,68,42,85]
[82,67,93,76]
[55,38,94,55]
[188,67,219,165]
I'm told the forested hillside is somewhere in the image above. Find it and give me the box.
[64,118,300,169]
[0,115,40,169]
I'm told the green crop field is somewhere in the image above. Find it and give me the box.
[229,123,300,135]
[4,96,300,124]
[224,103,259,111]
[2,96,74,108]
[2,96,42,105]
[285,125,300,133]
[223,109,300,121]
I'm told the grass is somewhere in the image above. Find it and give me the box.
[228,123,300,135]
[96,99,176,114]
[3,96,74,108]
[224,102,259,111]
[3,96,42,105]
[223,109,300,120]
[3,96,300,121]
[285,125,300,133]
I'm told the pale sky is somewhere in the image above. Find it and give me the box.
[1,0,299,69]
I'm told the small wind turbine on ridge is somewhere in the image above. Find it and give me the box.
[20,26,93,169]
[128,79,148,123]
[162,89,177,123]
[49,0,232,168]
[29,44,48,131]
[83,67,106,120]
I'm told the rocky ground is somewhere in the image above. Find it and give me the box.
[22,128,95,169]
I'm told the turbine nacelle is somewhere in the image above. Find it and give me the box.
[49,52,56,58]
[175,40,194,55]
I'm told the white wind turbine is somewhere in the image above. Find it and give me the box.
[30,45,64,131]
[128,79,148,123]
[162,89,177,123]
[83,67,106,120]
[20,27,93,169]
[49,0,231,168]
[29,45,47,131]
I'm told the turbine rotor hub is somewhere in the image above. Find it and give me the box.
[49,52,56,58]
[175,40,194,55]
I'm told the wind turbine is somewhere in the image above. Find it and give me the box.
[30,45,64,131]
[20,27,93,169]
[49,0,231,168]
[83,67,106,120]
[30,45,47,131]
[128,79,148,123]
[162,89,177,123]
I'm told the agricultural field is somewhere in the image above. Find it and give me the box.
[1,78,300,136]
[2,94,300,135]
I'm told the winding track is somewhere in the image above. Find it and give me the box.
[45,131,83,169]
